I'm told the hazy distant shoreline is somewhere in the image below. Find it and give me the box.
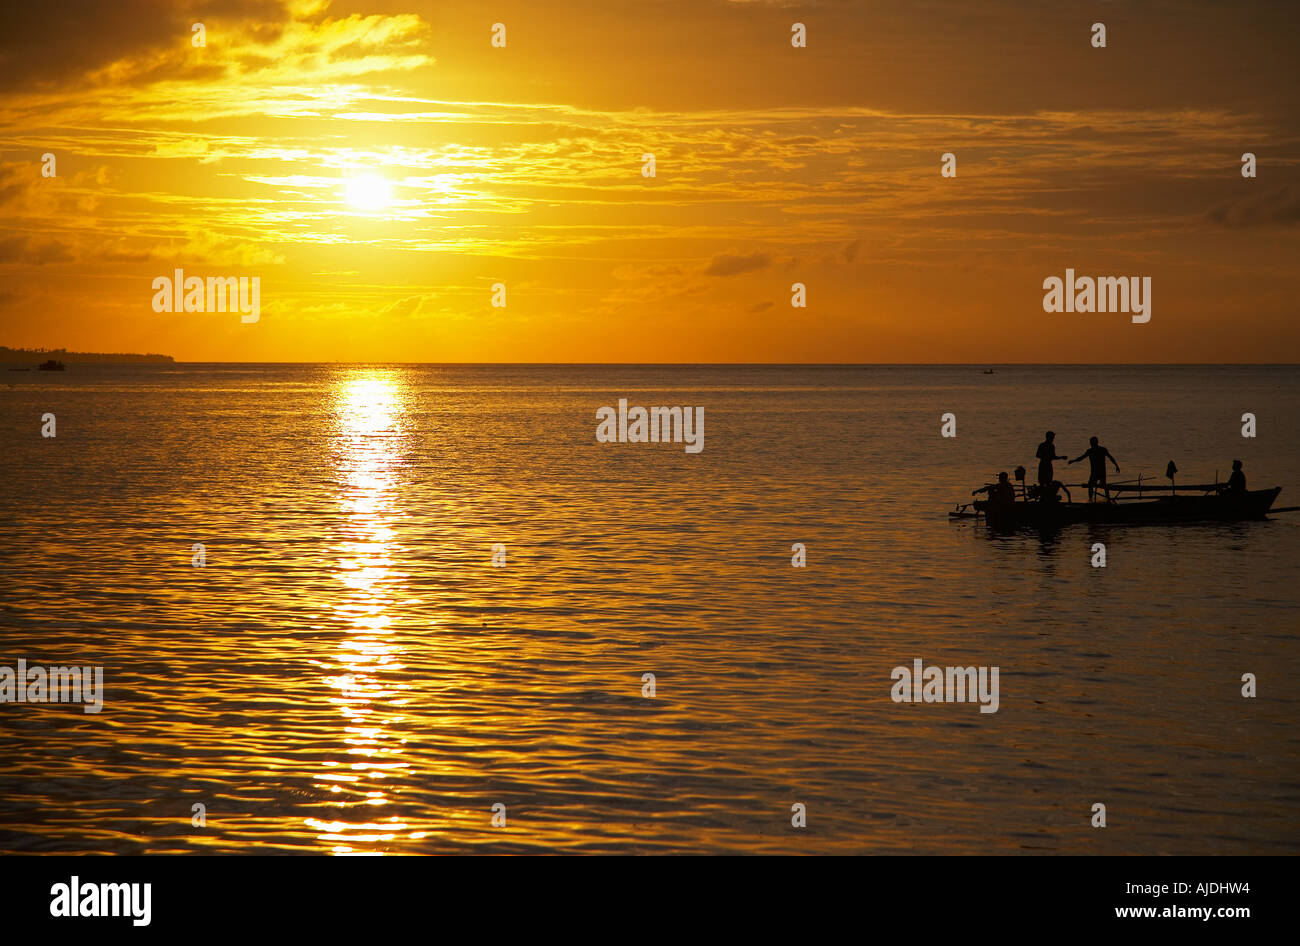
[18,361,1299,367]
[2,353,1296,367]
[0,346,173,364]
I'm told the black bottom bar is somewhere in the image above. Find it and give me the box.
[0,855,1276,934]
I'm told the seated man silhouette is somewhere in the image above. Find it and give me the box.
[973,472,1016,505]
[1224,459,1247,494]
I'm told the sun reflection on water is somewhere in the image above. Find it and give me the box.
[312,370,415,854]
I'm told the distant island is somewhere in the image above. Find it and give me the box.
[0,346,174,364]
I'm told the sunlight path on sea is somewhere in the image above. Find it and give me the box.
[309,371,417,854]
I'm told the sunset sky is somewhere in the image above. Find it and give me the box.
[1,0,1298,362]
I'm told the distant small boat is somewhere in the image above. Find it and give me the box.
[7,367,30,372]
[37,359,66,371]
[982,369,995,374]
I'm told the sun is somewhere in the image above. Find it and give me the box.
[343,174,393,212]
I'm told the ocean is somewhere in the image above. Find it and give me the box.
[1,364,1297,854]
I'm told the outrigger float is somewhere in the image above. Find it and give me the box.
[951,473,1297,530]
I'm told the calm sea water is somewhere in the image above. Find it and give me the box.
[1,364,1297,854]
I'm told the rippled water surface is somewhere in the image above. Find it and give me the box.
[1,364,1297,854]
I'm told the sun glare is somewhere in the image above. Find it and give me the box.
[344,174,393,212]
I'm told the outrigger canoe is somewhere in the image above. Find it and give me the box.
[951,482,1293,530]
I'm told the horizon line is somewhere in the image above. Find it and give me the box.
[107,360,1300,367]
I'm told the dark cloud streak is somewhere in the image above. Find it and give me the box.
[0,0,284,91]
[1208,183,1300,228]
[704,251,771,276]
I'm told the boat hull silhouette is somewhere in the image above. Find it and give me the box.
[956,487,1282,530]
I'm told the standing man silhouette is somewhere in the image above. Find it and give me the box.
[1035,431,1067,487]
[1069,436,1121,502]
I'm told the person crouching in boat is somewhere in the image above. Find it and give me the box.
[1068,436,1121,502]
[973,472,1017,506]
[1035,431,1067,486]
[1030,479,1071,504]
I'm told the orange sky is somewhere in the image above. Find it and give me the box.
[1,0,1298,362]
